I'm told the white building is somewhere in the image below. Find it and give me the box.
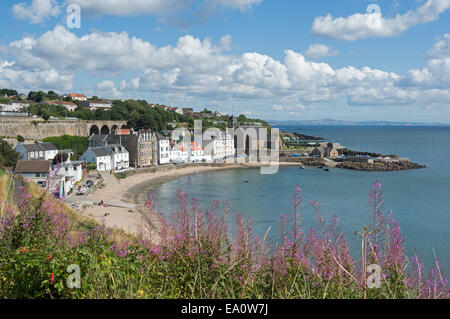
[204,131,235,161]
[6,100,34,111]
[167,107,184,115]
[82,100,113,111]
[58,158,85,196]
[170,144,189,163]
[13,160,52,188]
[108,145,130,171]
[44,100,78,112]
[16,142,59,161]
[68,93,87,101]
[80,145,129,172]
[0,103,16,112]
[156,133,170,165]
[80,147,113,172]
[188,142,211,163]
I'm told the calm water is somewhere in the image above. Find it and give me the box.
[151,126,450,271]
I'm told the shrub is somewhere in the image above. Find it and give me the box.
[43,135,89,160]
[86,163,97,171]
[0,180,448,299]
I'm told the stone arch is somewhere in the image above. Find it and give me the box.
[111,125,119,135]
[101,125,110,135]
[90,125,99,135]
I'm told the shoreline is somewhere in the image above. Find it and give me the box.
[77,162,303,234]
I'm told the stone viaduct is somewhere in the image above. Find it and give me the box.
[0,117,129,141]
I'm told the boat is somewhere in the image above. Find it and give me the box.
[323,168,330,172]
[299,166,306,169]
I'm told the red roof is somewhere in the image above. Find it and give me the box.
[190,142,203,151]
[70,93,86,98]
[45,100,76,106]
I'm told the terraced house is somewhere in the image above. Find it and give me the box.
[80,145,129,172]
[15,142,59,161]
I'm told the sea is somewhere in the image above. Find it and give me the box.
[150,125,450,271]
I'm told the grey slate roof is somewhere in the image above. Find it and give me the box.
[22,142,57,152]
[40,142,58,151]
[89,134,109,146]
[90,147,113,157]
[21,144,42,152]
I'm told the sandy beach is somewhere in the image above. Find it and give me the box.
[74,162,303,235]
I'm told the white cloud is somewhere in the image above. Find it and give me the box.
[272,104,306,112]
[96,80,123,98]
[12,0,60,24]
[272,104,283,111]
[0,58,72,91]
[402,34,450,87]
[312,0,450,41]
[66,0,261,21]
[304,44,338,60]
[2,26,450,108]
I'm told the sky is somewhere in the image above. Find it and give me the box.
[0,0,450,122]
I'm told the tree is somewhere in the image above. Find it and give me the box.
[47,91,59,100]
[41,109,51,121]
[0,138,20,167]
[0,89,18,97]
[17,135,25,143]
[28,91,47,103]
[87,163,97,171]
[43,135,89,160]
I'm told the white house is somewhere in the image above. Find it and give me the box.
[108,145,130,171]
[82,100,113,111]
[14,160,52,188]
[204,131,235,161]
[188,142,210,163]
[170,144,189,163]
[16,142,59,161]
[7,100,34,111]
[80,145,129,172]
[0,103,14,112]
[68,93,87,101]
[80,147,113,172]
[58,158,85,196]
[167,107,184,115]
[156,133,170,165]
[44,100,78,112]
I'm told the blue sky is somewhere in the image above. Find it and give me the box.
[1,0,450,122]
